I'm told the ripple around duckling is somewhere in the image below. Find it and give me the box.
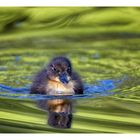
[0,78,124,100]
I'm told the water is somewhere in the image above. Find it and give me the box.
[0,7,140,133]
[0,78,122,100]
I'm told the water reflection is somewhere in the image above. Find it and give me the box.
[0,78,123,129]
[37,97,74,128]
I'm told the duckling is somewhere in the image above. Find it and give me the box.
[30,56,83,128]
[30,56,83,95]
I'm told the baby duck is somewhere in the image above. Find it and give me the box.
[30,56,83,128]
[30,56,83,95]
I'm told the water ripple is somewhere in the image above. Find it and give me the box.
[0,78,123,100]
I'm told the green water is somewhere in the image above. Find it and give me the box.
[0,7,140,133]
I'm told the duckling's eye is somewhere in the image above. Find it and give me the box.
[51,66,60,73]
[51,66,57,72]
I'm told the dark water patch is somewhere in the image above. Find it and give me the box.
[0,78,123,100]
[63,32,140,42]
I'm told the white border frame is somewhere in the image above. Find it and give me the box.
[0,0,140,6]
[0,134,140,140]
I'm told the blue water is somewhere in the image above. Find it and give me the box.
[0,78,123,100]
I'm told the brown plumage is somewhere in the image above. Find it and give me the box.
[30,56,83,95]
[30,56,83,128]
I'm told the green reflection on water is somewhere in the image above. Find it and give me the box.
[0,7,140,133]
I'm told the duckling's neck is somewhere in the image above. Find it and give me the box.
[47,80,75,95]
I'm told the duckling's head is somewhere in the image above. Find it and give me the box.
[47,57,72,84]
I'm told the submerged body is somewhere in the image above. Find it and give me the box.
[30,56,83,128]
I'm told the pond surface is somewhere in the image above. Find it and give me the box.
[0,7,140,133]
